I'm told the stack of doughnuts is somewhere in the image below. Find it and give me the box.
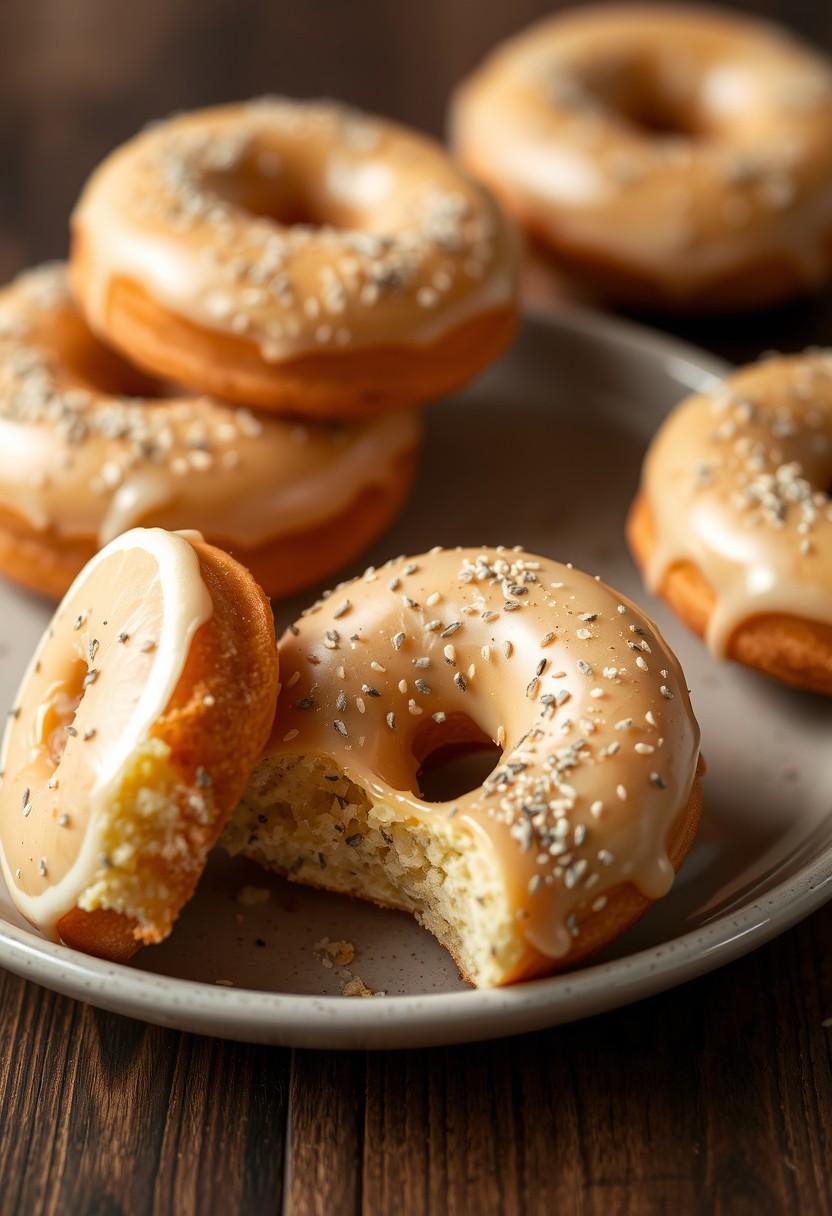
[0,98,518,599]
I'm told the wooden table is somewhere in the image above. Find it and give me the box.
[2,2,832,1212]
[3,899,832,1213]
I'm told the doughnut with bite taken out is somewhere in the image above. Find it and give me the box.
[224,547,703,988]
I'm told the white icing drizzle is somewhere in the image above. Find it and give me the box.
[0,528,213,936]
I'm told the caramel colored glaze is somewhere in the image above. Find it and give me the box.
[631,353,832,690]
[508,775,702,983]
[518,211,831,313]
[0,528,279,950]
[70,98,518,406]
[629,501,832,695]
[263,548,701,962]
[0,448,418,603]
[74,263,517,417]
[451,5,832,309]
[0,264,421,576]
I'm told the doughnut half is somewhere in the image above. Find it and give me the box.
[0,528,278,960]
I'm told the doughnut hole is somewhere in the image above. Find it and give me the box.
[39,657,87,766]
[569,54,712,139]
[206,158,328,227]
[224,738,523,987]
[202,141,394,233]
[410,712,501,803]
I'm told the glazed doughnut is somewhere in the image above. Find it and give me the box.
[70,98,518,417]
[451,5,832,310]
[629,352,832,693]
[223,547,703,988]
[0,264,421,600]
[0,527,278,960]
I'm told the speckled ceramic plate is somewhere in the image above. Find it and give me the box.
[2,310,831,1050]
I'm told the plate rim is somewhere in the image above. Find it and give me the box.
[4,306,829,1051]
[2,840,830,1049]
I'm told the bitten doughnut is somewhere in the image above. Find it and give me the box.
[70,98,518,417]
[629,353,832,693]
[0,264,420,600]
[451,5,832,310]
[223,547,703,988]
[0,527,278,960]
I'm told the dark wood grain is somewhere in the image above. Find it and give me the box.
[1,1,832,1213]
[3,899,832,1215]
[0,968,290,1216]
[285,1051,364,1216]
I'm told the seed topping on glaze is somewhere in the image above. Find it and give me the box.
[641,352,832,657]
[271,548,699,957]
[79,98,507,362]
[517,28,832,252]
[668,357,832,560]
[0,263,422,557]
[0,266,271,493]
[0,551,220,904]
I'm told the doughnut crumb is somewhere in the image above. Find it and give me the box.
[224,754,523,988]
[77,737,215,940]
